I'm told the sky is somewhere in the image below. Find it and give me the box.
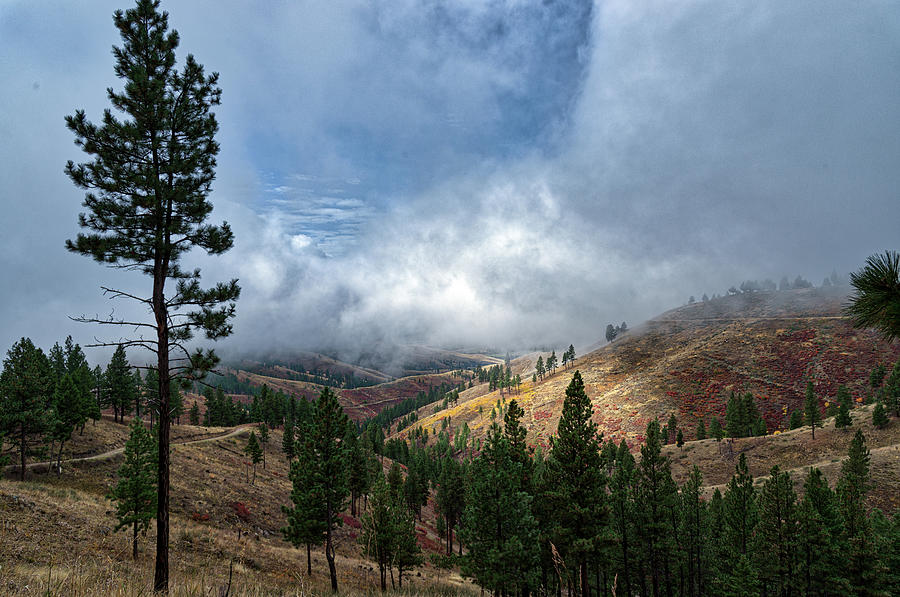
[1,0,898,364]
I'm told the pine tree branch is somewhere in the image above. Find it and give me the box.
[99,286,153,306]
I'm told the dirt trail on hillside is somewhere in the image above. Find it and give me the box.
[703,443,900,496]
[4,425,253,475]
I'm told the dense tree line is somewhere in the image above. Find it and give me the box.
[334,368,900,596]
[246,360,379,389]
[0,337,151,477]
[361,382,462,432]
[690,271,849,305]
[606,322,628,343]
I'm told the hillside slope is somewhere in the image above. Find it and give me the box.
[0,418,474,595]
[406,287,899,450]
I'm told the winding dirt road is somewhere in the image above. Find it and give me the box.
[3,424,253,476]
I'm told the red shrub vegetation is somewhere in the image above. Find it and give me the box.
[231,501,251,522]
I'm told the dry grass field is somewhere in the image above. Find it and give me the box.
[0,418,476,596]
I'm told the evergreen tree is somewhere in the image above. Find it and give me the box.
[244,431,262,484]
[743,393,764,436]
[869,509,900,597]
[725,391,743,438]
[257,423,268,468]
[282,418,327,576]
[755,466,798,596]
[460,421,540,595]
[282,420,295,462]
[870,363,887,394]
[837,430,876,595]
[805,381,820,438]
[64,1,240,589]
[132,370,145,418]
[393,502,422,589]
[845,250,900,341]
[695,418,706,440]
[387,462,404,501]
[311,387,349,591]
[503,399,531,471]
[0,433,8,469]
[403,464,427,519]
[609,439,637,597]
[715,454,759,594]
[709,416,723,441]
[723,454,757,557]
[536,356,545,381]
[636,419,678,597]
[835,385,853,428]
[50,373,82,475]
[797,467,846,596]
[188,401,200,425]
[48,342,66,385]
[667,413,678,441]
[872,401,888,428]
[360,473,396,591]
[885,360,900,417]
[680,466,706,597]
[548,371,606,597]
[606,323,616,342]
[108,417,157,559]
[105,345,134,423]
[676,429,684,448]
[0,338,53,480]
[436,457,465,555]
[789,410,804,430]
[92,365,106,422]
[64,336,98,430]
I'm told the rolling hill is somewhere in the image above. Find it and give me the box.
[403,287,899,450]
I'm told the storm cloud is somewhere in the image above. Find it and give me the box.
[1,0,897,361]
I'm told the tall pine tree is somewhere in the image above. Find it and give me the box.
[64,1,239,589]
[549,371,606,597]
[837,430,876,595]
[105,345,134,423]
[282,418,327,576]
[460,421,539,595]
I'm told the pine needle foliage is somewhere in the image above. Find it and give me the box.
[845,250,900,341]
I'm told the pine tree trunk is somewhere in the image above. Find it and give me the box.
[134,520,139,560]
[56,441,65,477]
[307,543,312,575]
[581,561,590,597]
[153,265,171,594]
[326,511,338,591]
[447,521,453,555]
[19,422,26,481]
